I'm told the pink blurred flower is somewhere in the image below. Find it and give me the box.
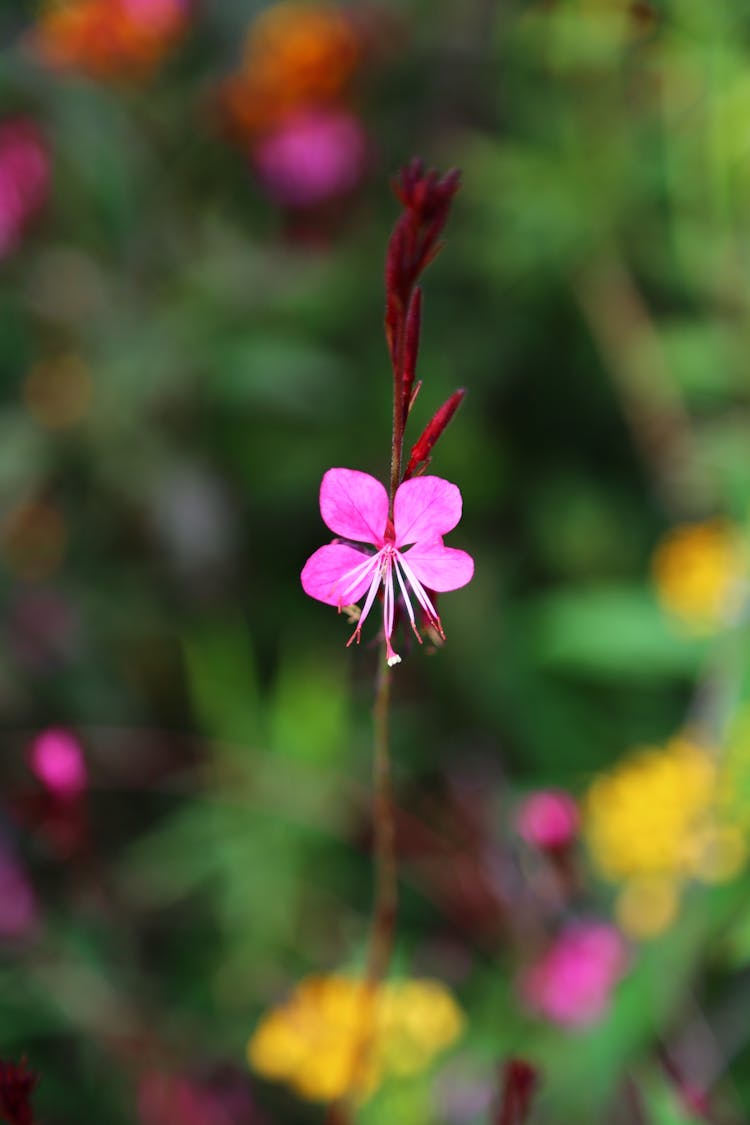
[519,923,627,1028]
[252,109,366,208]
[138,1069,262,1125]
[301,468,474,665]
[0,852,39,941]
[516,789,579,851]
[29,728,87,800]
[139,1073,222,1125]
[0,120,51,258]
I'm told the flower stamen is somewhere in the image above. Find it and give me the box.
[393,555,423,644]
[346,561,383,647]
[331,550,379,604]
[397,553,445,639]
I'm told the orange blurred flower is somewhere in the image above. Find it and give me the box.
[23,353,93,431]
[32,0,189,81]
[219,2,360,140]
[1,499,67,582]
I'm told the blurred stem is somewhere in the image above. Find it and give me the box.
[573,253,700,515]
[327,651,396,1125]
[365,651,397,985]
[330,242,403,1123]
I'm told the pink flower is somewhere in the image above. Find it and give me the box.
[252,109,366,208]
[29,728,87,800]
[0,119,51,258]
[301,467,473,665]
[138,1072,226,1125]
[516,789,579,852]
[519,923,627,1028]
[138,1068,262,1125]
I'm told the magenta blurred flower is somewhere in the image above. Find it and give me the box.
[138,1069,262,1125]
[252,109,366,208]
[516,789,579,852]
[301,468,474,665]
[0,120,50,258]
[519,923,627,1028]
[29,728,87,800]
[0,852,39,941]
[139,1073,222,1125]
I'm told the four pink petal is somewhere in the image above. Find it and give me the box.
[320,468,388,544]
[301,543,374,606]
[393,476,462,546]
[401,540,474,592]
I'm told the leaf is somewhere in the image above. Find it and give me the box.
[529,585,706,678]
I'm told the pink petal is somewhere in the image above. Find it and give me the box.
[393,476,463,547]
[401,540,474,592]
[301,543,375,605]
[319,468,388,545]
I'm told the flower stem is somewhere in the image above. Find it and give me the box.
[364,650,397,986]
[326,649,397,1125]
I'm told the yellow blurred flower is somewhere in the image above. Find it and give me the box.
[584,736,748,938]
[247,974,464,1103]
[585,738,715,881]
[377,979,465,1079]
[614,875,680,940]
[651,519,747,633]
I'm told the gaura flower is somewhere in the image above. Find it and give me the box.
[301,468,473,665]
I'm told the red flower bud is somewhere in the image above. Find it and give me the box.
[405,389,466,478]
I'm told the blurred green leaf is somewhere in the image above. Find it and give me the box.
[529,585,706,678]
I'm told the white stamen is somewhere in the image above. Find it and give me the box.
[393,554,422,642]
[397,553,444,636]
[383,554,395,640]
[335,551,380,602]
[346,555,384,646]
